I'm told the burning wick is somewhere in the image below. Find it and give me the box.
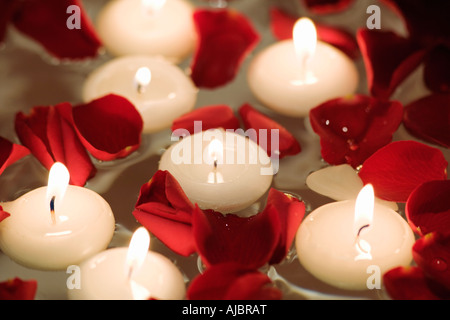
[50,196,56,224]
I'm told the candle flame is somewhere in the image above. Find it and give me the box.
[206,138,224,184]
[134,67,151,94]
[142,0,166,15]
[354,184,375,237]
[125,227,150,280]
[46,162,70,221]
[293,17,317,65]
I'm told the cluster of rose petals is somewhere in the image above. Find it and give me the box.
[133,170,305,299]
[0,0,101,60]
[14,94,143,186]
[309,95,403,168]
[0,277,37,300]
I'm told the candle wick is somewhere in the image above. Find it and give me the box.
[136,83,145,94]
[213,159,218,170]
[356,224,370,238]
[50,196,56,224]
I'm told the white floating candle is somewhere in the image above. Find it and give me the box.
[295,184,415,290]
[68,227,186,300]
[0,163,115,271]
[96,0,197,63]
[83,55,198,133]
[247,18,358,117]
[159,129,273,213]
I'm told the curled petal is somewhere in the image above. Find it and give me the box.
[357,29,426,100]
[403,93,450,149]
[187,262,281,300]
[133,170,196,256]
[0,277,37,300]
[14,103,96,186]
[239,103,301,159]
[358,141,448,202]
[413,232,450,291]
[190,9,259,89]
[383,266,447,300]
[301,0,355,14]
[265,189,305,264]
[423,45,450,94]
[171,105,240,136]
[0,136,30,176]
[269,7,359,59]
[11,0,101,59]
[309,95,403,168]
[71,94,143,161]
[193,205,280,270]
[406,180,450,237]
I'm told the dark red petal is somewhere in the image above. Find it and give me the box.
[380,0,450,48]
[309,95,403,168]
[0,136,30,176]
[403,93,450,149]
[0,0,16,43]
[11,0,101,59]
[301,0,355,14]
[0,277,37,300]
[190,9,259,89]
[71,94,143,161]
[171,105,240,137]
[187,262,282,300]
[14,103,96,186]
[357,29,426,100]
[269,7,359,59]
[358,141,448,202]
[383,266,446,300]
[265,189,305,265]
[406,180,450,237]
[413,232,450,291]
[238,103,301,159]
[0,206,10,223]
[423,45,450,94]
[133,170,196,256]
[193,205,280,270]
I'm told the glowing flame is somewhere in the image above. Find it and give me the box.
[293,17,317,65]
[354,184,374,261]
[206,139,224,183]
[141,0,166,15]
[46,162,70,219]
[134,67,151,94]
[125,227,150,279]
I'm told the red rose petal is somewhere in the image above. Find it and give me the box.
[11,0,101,59]
[0,0,16,43]
[190,9,259,89]
[403,93,450,149]
[380,0,450,48]
[265,189,305,265]
[406,180,450,237]
[0,136,30,176]
[0,277,37,300]
[15,103,96,186]
[309,95,403,168]
[71,94,143,161]
[357,29,426,100]
[171,105,241,137]
[423,45,450,94]
[383,266,446,300]
[269,7,359,59]
[413,232,450,291]
[238,103,301,159]
[187,262,281,300]
[0,206,10,223]
[133,170,196,256]
[193,205,280,270]
[358,141,448,202]
[301,0,355,14]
